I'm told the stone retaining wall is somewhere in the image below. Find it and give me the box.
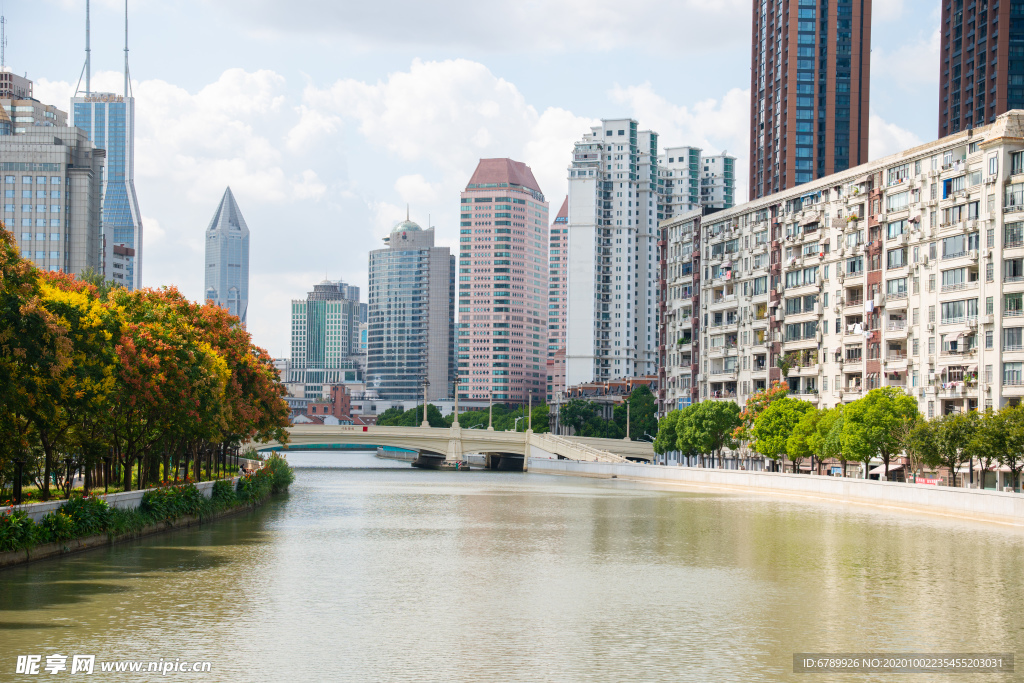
[528,458,1024,527]
[11,480,224,522]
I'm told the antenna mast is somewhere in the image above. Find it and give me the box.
[123,0,129,98]
[75,0,91,96]
[1,14,7,69]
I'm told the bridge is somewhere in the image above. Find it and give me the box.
[253,424,654,471]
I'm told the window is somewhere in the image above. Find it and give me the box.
[886,278,908,297]
[886,220,906,239]
[1005,362,1024,386]
[1005,258,1024,282]
[986,331,994,349]
[1006,222,1024,248]
[846,256,864,274]
[886,191,909,212]
[887,248,907,269]
[1005,328,1024,352]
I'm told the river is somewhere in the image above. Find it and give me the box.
[1,451,1023,682]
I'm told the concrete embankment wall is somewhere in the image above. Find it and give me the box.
[528,458,1024,527]
[11,480,222,523]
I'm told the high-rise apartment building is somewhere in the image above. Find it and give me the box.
[457,159,548,403]
[204,187,249,325]
[0,67,67,133]
[749,0,871,200]
[939,1,1024,136]
[658,147,737,221]
[700,153,737,210]
[73,92,143,290]
[660,109,1024,419]
[1,127,105,276]
[546,197,568,401]
[369,215,454,401]
[290,279,362,399]
[565,118,660,385]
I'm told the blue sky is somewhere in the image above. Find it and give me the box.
[11,0,939,356]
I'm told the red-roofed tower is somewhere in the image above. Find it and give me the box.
[458,159,549,405]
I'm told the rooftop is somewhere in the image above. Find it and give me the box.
[466,158,543,196]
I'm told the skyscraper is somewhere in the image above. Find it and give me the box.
[1,127,104,276]
[290,279,362,399]
[546,197,568,401]
[657,147,737,222]
[457,158,549,403]
[368,214,454,401]
[71,1,143,289]
[204,187,249,325]
[939,2,1023,136]
[565,119,660,386]
[749,0,871,200]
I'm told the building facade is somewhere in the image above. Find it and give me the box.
[939,1,1024,136]
[660,110,1024,419]
[73,92,143,289]
[204,187,250,325]
[565,118,660,386]
[546,197,568,401]
[368,216,454,401]
[749,0,872,200]
[457,158,549,404]
[290,279,362,399]
[658,209,702,414]
[657,147,737,221]
[1,126,104,276]
[700,153,737,210]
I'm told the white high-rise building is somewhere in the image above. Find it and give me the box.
[565,118,659,385]
[657,147,737,222]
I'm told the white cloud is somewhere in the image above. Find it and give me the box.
[213,0,750,54]
[869,113,923,161]
[874,0,906,21]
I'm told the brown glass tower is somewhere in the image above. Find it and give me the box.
[939,1,1024,137]
[749,0,872,200]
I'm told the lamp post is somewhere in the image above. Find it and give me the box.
[623,398,631,441]
[527,394,532,432]
[452,376,460,427]
[487,392,494,431]
[421,378,430,428]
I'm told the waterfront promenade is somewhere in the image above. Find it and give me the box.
[529,457,1024,527]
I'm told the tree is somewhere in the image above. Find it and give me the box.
[377,404,446,427]
[752,397,814,472]
[776,352,798,378]
[998,405,1024,491]
[812,406,848,476]
[674,406,703,464]
[734,381,789,444]
[787,407,823,473]
[614,385,658,441]
[529,404,550,433]
[842,387,919,480]
[914,411,978,487]
[680,401,740,467]
[653,410,681,455]
[559,399,598,436]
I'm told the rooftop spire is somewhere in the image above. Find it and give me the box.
[406,204,410,221]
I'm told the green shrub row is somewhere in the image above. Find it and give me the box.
[0,456,294,553]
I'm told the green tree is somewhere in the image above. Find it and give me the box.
[812,406,848,476]
[998,405,1024,491]
[734,381,789,443]
[653,410,681,455]
[842,387,919,480]
[613,385,658,441]
[529,404,550,433]
[752,397,814,472]
[788,407,823,473]
[560,399,599,436]
[914,411,978,487]
[680,401,740,467]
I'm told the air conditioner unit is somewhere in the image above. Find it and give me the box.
[969,249,979,261]
[927,322,935,331]
[968,318,979,329]
[985,176,997,185]
[922,255,930,265]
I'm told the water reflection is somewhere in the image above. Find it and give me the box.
[1,451,1022,682]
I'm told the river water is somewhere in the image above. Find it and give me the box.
[2,451,1023,682]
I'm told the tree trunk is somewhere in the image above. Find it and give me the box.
[123,456,132,492]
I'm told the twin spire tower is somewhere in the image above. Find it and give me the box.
[72,0,144,289]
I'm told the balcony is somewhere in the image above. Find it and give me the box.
[886,320,907,332]
[846,298,864,308]
[940,281,979,292]
[886,351,908,361]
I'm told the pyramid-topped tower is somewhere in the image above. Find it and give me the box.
[204,187,250,325]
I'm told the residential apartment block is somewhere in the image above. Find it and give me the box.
[659,110,1024,419]
[657,147,737,221]
[458,159,548,404]
[566,118,659,386]
[939,0,1024,135]
[749,0,871,199]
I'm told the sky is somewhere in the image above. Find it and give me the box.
[10,0,940,357]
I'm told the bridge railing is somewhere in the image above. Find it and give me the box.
[533,433,627,463]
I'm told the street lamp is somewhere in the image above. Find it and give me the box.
[514,416,525,432]
[421,378,430,428]
[452,376,461,427]
[487,392,494,431]
[623,398,632,441]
